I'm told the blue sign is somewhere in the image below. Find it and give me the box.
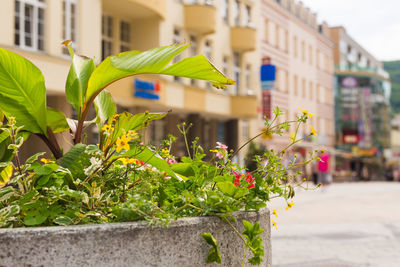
[134,78,160,100]
[260,64,276,90]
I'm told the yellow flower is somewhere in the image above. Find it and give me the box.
[128,130,138,137]
[297,108,314,118]
[310,125,317,136]
[209,149,218,153]
[272,208,278,218]
[119,158,135,165]
[285,201,294,211]
[271,219,278,230]
[116,135,130,153]
[102,124,112,132]
[161,148,169,154]
[40,158,55,164]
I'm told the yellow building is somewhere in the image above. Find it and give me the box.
[0,0,260,160]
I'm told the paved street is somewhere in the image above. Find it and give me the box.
[269,182,400,267]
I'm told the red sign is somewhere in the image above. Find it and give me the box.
[262,91,271,119]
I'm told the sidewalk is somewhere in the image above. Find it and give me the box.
[269,182,400,266]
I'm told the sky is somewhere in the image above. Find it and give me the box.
[301,0,400,62]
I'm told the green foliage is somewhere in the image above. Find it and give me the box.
[384,60,400,114]
[202,232,222,264]
[0,45,318,265]
[242,220,265,265]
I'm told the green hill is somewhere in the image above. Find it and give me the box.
[383,60,400,114]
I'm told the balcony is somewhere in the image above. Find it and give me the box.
[230,27,256,52]
[104,0,166,20]
[230,95,258,118]
[184,4,216,35]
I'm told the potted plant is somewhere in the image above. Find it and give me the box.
[0,42,318,266]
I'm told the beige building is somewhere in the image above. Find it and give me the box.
[0,0,261,160]
[260,0,335,175]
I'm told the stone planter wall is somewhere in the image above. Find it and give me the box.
[0,208,271,267]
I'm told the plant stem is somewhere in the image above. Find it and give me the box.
[242,247,248,267]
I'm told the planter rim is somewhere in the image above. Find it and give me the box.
[0,208,269,234]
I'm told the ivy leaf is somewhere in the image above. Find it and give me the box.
[201,232,222,264]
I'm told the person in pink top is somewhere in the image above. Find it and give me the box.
[318,152,331,185]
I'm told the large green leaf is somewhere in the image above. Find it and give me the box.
[0,165,13,189]
[0,48,47,134]
[85,44,234,104]
[161,55,235,89]
[46,107,69,133]
[65,46,95,119]
[108,112,167,145]
[94,90,116,124]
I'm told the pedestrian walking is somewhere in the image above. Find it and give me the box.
[318,151,332,185]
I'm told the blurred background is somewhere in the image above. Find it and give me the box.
[1,0,399,265]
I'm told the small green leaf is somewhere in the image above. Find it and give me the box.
[201,232,222,264]
[0,165,13,188]
[217,181,236,197]
[54,215,74,226]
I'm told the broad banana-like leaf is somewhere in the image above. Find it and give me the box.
[85,44,234,104]
[107,111,167,145]
[94,90,116,124]
[64,41,95,119]
[46,107,69,133]
[0,48,47,135]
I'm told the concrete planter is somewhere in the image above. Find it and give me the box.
[0,208,271,267]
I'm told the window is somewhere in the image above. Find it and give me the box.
[308,45,312,65]
[173,28,181,81]
[204,40,212,88]
[316,84,320,102]
[316,49,320,69]
[234,52,240,95]
[309,81,313,100]
[120,21,130,52]
[285,70,289,92]
[301,40,305,61]
[302,78,306,97]
[244,5,251,26]
[275,67,280,90]
[275,24,280,49]
[222,56,228,76]
[284,30,288,52]
[62,0,77,55]
[293,36,298,57]
[242,120,249,140]
[245,64,252,95]
[204,40,212,60]
[190,35,197,85]
[265,19,269,43]
[15,0,46,51]
[221,0,229,23]
[102,15,113,60]
[233,0,240,26]
[293,75,298,96]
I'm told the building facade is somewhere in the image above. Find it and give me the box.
[0,0,261,160]
[260,0,335,176]
[329,26,391,179]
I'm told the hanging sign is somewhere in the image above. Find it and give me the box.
[260,64,276,90]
